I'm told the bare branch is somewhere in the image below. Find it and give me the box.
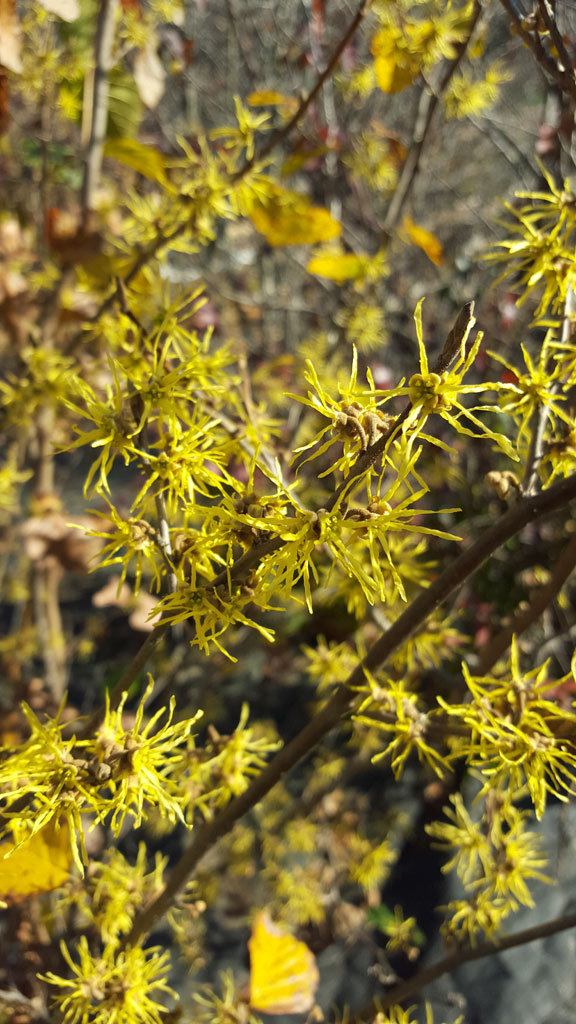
[81,0,119,226]
[358,909,576,1014]
[476,526,576,673]
[499,0,576,102]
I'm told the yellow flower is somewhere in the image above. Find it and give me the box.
[41,938,175,1024]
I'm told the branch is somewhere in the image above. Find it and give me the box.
[78,303,474,735]
[537,0,574,87]
[476,526,576,673]
[81,0,119,226]
[124,471,576,945]
[78,623,168,739]
[499,0,576,103]
[358,909,576,1014]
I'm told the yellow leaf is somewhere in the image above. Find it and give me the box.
[371,27,420,94]
[0,821,73,905]
[249,912,319,1015]
[402,216,444,266]
[247,90,290,106]
[306,251,373,283]
[248,185,341,247]
[104,138,169,183]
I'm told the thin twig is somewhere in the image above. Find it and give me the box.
[234,0,374,180]
[125,470,576,944]
[356,909,576,1014]
[78,624,168,739]
[499,0,576,102]
[537,0,574,84]
[81,0,119,227]
[382,0,482,236]
[476,527,576,673]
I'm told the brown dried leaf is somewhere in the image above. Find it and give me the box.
[22,513,106,572]
[0,0,21,73]
[133,39,165,109]
[37,0,79,20]
[92,576,133,609]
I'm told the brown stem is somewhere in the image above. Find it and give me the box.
[537,0,574,84]
[81,0,119,226]
[476,526,576,674]
[124,471,576,945]
[356,909,576,1014]
[78,622,168,739]
[382,1,482,237]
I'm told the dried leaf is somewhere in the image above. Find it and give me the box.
[0,0,21,73]
[133,39,165,109]
[92,575,133,609]
[128,589,162,632]
[37,0,79,21]
[22,512,106,572]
